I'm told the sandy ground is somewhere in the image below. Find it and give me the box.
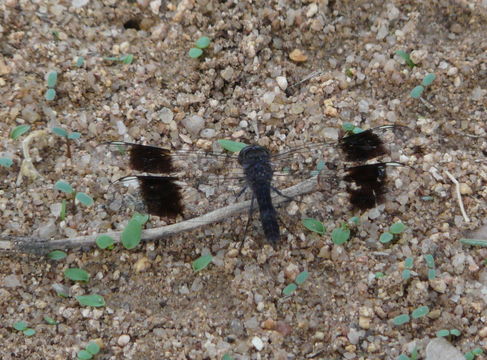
[0,0,486,359]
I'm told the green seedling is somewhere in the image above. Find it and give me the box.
[75,294,106,307]
[0,157,13,168]
[104,54,134,64]
[192,254,213,272]
[342,122,364,134]
[302,218,326,235]
[424,254,437,280]
[45,70,58,101]
[13,321,36,336]
[282,270,309,296]
[189,36,212,59]
[52,29,60,40]
[222,355,234,360]
[217,139,247,153]
[121,212,149,249]
[395,50,416,68]
[379,221,406,244]
[43,316,59,325]
[436,328,461,338]
[460,238,487,247]
[96,235,115,250]
[77,341,101,359]
[465,348,484,360]
[375,272,385,279]
[393,305,429,326]
[10,125,31,140]
[409,73,436,108]
[47,250,67,260]
[64,268,90,282]
[54,180,94,219]
[76,56,85,67]
[51,127,81,159]
[402,257,414,280]
[332,223,351,245]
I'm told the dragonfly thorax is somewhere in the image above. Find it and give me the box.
[238,145,274,187]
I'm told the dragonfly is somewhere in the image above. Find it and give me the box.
[104,124,412,246]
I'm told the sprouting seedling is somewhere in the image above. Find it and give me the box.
[392,305,430,326]
[465,347,484,360]
[192,254,213,272]
[45,70,58,101]
[64,268,90,282]
[379,221,406,244]
[10,125,31,140]
[51,127,81,159]
[43,316,59,325]
[397,347,419,360]
[302,218,326,235]
[13,321,36,336]
[76,56,85,67]
[54,180,94,219]
[402,256,414,280]
[410,73,436,108]
[217,139,247,153]
[282,270,309,296]
[77,341,101,360]
[331,223,351,245]
[121,212,149,249]
[75,294,106,307]
[424,254,436,280]
[0,157,13,168]
[96,235,115,250]
[189,36,211,59]
[395,50,416,68]
[104,54,134,64]
[436,328,461,339]
[342,122,364,135]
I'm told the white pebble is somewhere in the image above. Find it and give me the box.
[200,128,216,138]
[117,334,131,346]
[276,76,288,91]
[358,99,369,113]
[262,91,275,105]
[251,336,264,351]
[72,0,89,7]
[158,107,173,123]
[116,120,127,135]
[182,115,205,135]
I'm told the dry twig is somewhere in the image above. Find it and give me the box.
[445,170,470,223]
[0,177,318,255]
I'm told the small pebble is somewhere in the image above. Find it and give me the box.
[117,334,131,347]
[200,128,216,138]
[251,336,264,351]
[459,183,472,195]
[289,49,307,62]
[182,115,205,135]
[425,338,463,360]
[276,76,288,91]
[133,257,151,272]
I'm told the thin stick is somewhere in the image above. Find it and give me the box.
[0,177,318,255]
[445,170,470,223]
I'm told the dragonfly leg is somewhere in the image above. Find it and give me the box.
[271,186,305,205]
[235,185,248,200]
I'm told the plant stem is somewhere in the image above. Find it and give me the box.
[66,139,72,159]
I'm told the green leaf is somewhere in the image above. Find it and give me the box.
[189,47,203,58]
[397,355,410,360]
[75,192,94,206]
[302,218,325,235]
[375,272,385,279]
[411,348,418,360]
[121,218,142,249]
[424,254,435,268]
[450,329,461,336]
[411,305,429,319]
[217,139,247,153]
[436,329,450,337]
[47,71,58,88]
[52,127,68,137]
[349,216,360,225]
[422,73,436,87]
[427,268,436,280]
[45,88,56,101]
[192,254,213,272]
[64,268,90,282]
[0,157,13,168]
[76,294,106,307]
[342,122,355,131]
[120,54,134,64]
[13,321,28,331]
[464,352,474,360]
[460,238,487,247]
[402,269,411,280]
[23,328,36,336]
[410,85,424,99]
[96,235,115,250]
[404,257,414,269]
[390,222,406,234]
[331,227,350,245]
[392,313,410,325]
[104,56,119,61]
[59,199,67,220]
[54,180,74,194]
[47,250,67,260]
[132,212,149,225]
[282,283,297,296]
[295,271,309,285]
[10,125,31,140]
[222,355,234,360]
[77,350,93,360]
[43,316,58,325]
[68,132,82,139]
[395,50,416,68]
[76,56,85,67]
[352,127,364,134]
[86,341,100,355]
[379,232,394,244]
[195,36,211,49]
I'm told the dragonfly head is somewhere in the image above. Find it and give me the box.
[238,145,271,166]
